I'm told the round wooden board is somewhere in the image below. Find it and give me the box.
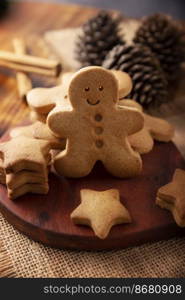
[0,134,185,250]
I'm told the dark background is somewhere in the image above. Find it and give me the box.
[17,0,185,19]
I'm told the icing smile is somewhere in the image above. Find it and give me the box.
[87,99,100,106]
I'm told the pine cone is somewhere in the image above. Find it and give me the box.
[75,11,123,67]
[134,14,185,80]
[103,44,168,107]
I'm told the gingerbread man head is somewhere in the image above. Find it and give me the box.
[26,68,132,118]
[68,66,119,110]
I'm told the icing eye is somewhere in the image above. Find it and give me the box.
[64,95,68,99]
[99,86,103,91]
[84,87,90,92]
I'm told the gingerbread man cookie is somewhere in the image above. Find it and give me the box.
[27,85,66,115]
[119,99,174,154]
[27,72,74,115]
[47,66,144,178]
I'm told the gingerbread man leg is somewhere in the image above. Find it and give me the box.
[102,141,142,178]
[53,143,95,178]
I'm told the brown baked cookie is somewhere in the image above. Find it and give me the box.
[145,114,174,142]
[10,124,35,139]
[47,66,144,178]
[156,169,185,227]
[71,189,131,239]
[6,170,48,190]
[27,72,73,115]
[10,122,66,150]
[119,99,174,154]
[0,136,51,174]
[29,110,48,123]
[8,182,49,200]
[27,85,63,114]
[111,70,133,99]
[119,99,154,154]
[118,99,142,111]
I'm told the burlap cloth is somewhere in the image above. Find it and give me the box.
[0,211,185,277]
[0,25,185,278]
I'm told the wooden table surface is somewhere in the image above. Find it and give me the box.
[0,1,99,136]
[0,1,185,157]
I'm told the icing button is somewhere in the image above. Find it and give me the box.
[94,114,102,122]
[94,127,103,135]
[95,140,104,148]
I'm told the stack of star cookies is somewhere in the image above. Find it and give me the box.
[0,136,52,199]
[156,169,185,227]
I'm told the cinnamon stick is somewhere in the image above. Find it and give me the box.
[0,50,61,77]
[13,38,32,101]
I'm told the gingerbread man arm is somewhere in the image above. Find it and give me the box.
[117,106,144,135]
[47,106,74,138]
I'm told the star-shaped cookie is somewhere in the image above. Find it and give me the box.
[71,189,131,239]
[10,121,66,150]
[8,182,49,200]
[156,168,185,227]
[0,136,51,174]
